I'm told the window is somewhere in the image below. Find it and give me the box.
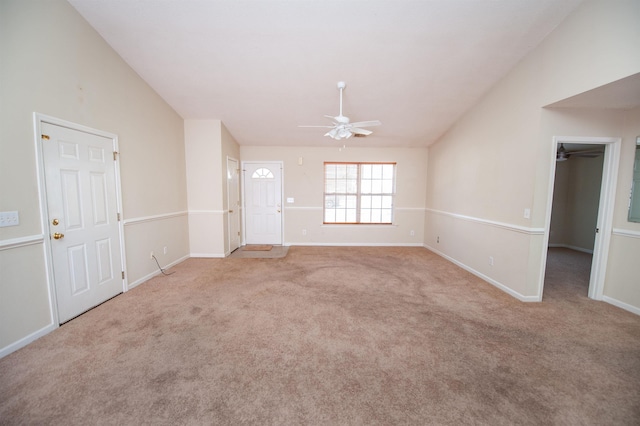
[251,168,274,179]
[324,162,396,224]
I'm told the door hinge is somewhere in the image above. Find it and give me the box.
[238,231,240,236]
[41,134,50,140]
[117,212,121,221]
[113,151,119,161]
[122,271,125,280]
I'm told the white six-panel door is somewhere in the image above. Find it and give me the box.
[41,122,123,323]
[243,162,282,245]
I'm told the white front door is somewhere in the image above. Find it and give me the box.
[41,122,123,323]
[243,162,283,245]
[227,157,241,252]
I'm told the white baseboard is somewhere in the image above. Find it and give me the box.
[189,253,226,258]
[602,296,640,316]
[547,243,593,254]
[0,322,57,359]
[127,254,190,290]
[423,244,540,302]
[283,242,425,247]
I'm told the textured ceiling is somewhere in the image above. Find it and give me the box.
[68,0,583,147]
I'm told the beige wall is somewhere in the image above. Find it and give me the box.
[425,0,640,307]
[604,106,640,311]
[550,155,604,252]
[0,0,188,355]
[241,146,427,245]
[185,120,240,257]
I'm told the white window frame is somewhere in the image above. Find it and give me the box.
[323,162,396,224]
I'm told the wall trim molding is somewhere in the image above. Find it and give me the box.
[612,228,640,239]
[188,210,226,215]
[0,322,56,359]
[425,208,545,235]
[602,296,640,316]
[424,243,540,302]
[123,211,188,225]
[0,234,44,251]
[127,254,190,289]
[547,243,593,254]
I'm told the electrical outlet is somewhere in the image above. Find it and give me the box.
[437,236,440,243]
[302,229,307,236]
[150,251,154,259]
[410,230,415,237]
[524,208,531,219]
[0,211,19,228]
[163,246,167,255]
[489,256,494,266]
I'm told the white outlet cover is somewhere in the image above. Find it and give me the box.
[0,211,19,227]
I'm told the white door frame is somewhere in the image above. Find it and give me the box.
[538,136,621,300]
[241,161,284,246]
[33,113,127,325]
[226,156,240,253]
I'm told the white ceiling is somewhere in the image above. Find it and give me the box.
[68,0,583,147]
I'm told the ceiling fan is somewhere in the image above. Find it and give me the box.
[299,81,381,140]
[556,143,604,162]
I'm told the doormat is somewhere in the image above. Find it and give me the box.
[243,245,273,251]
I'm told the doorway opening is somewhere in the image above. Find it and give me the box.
[545,142,604,299]
[227,157,241,254]
[540,137,621,301]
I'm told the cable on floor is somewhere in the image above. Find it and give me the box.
[152,255,175,276]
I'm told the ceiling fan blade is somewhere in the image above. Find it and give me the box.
[349,120,381,128]
[572,152,602,157]
[571,149,604,155]
[298,82,382,139]
[351,127,373,136]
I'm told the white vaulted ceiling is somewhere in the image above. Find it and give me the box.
[68,0,583,147]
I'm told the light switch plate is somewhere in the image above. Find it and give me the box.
[287,197,294,203]
[0,211,19,227]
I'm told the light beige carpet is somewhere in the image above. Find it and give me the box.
[1,246,639,425]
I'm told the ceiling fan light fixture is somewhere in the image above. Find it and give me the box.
[338,128,352,139]
[299,81,381,141]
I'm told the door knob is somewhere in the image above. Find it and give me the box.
[53,232,65,240]
[52,218,59,226]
